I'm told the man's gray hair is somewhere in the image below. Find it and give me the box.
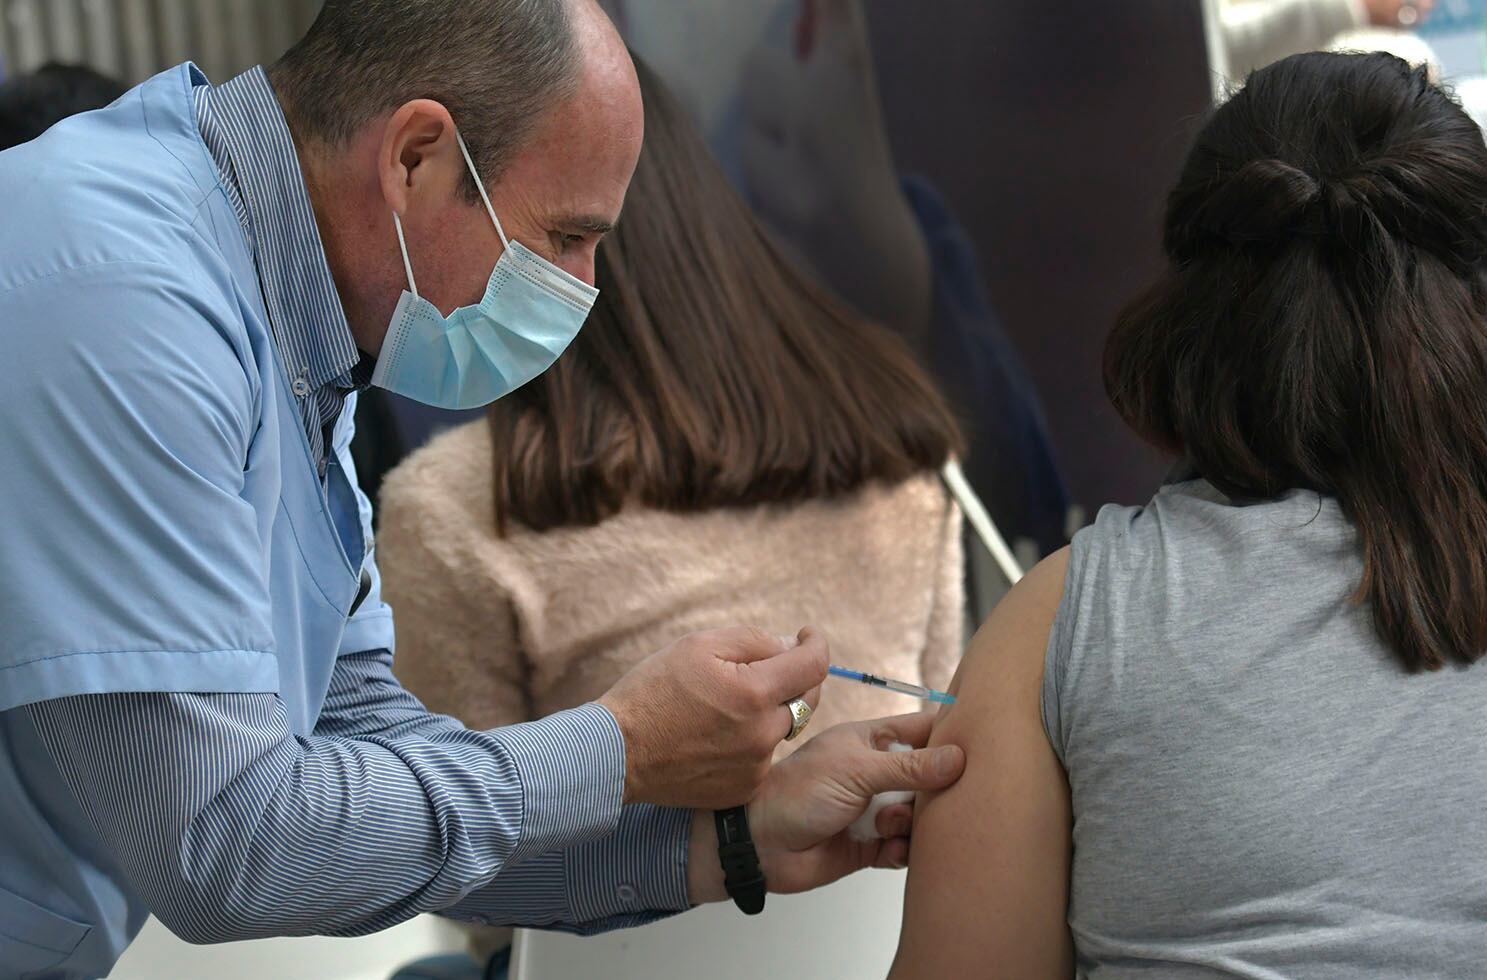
[268,0,579,197]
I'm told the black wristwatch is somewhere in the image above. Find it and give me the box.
[714,806,766,915]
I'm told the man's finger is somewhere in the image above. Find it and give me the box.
[874,802,914,840]
[799,681,822,713]
[868,709,939,750]
[712,626,792,665]
[778,682,823,741]
[753,630,830,702]
[859,744,965,796]
[873,837,909,870]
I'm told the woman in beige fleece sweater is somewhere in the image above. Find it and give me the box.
[377,56,966,751]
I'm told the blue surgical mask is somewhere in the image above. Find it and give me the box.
[370,131,598,410]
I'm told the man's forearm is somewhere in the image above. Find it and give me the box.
[27,691,628,942]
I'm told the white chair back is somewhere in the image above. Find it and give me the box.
[510,868,907,980]
[109,914,466,980]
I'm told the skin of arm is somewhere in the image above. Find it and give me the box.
[889,547,1074,980]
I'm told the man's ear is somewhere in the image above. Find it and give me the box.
[377,99,460,217]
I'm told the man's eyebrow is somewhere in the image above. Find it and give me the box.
[561,214,617,235]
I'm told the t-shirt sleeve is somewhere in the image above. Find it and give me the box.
[1041,524,1093,768]
[0,260,277,710]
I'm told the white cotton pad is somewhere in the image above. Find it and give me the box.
[847,741,915,842]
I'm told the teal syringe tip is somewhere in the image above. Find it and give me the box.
[828,664,956,704]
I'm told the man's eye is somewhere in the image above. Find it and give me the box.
[562,234,586,246]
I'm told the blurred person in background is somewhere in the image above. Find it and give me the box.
[891,52,1487,977]
[0,62,124,150]
[1221,0,1435,75]
[609,0,1073,574]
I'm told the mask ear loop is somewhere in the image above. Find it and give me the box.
[392,211,419,299]
[455,129,511,249]
[390,128,503,302]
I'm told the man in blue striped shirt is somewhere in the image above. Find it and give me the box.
[0,2,964,978]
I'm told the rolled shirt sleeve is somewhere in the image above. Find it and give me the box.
[0,260,278,709]
[26,685,692,942]
[446,804,693,935]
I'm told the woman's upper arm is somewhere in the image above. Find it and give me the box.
[891,547,1074,980]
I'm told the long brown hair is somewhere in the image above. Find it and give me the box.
[487,56,962,534]
[1105,52,1487,671]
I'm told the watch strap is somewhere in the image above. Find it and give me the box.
[714,806,766,915]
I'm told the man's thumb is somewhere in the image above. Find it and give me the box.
[863,744,965,795]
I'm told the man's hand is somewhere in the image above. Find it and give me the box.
[687,712,966,903]
[598,627,827,810]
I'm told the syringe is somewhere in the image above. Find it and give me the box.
[827,665,956,705]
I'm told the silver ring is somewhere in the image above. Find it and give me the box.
[783,698,813,742]
[1399,0,1419,27]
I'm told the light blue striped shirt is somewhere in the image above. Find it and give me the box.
[190,67,365,476]
[16,64,691,967]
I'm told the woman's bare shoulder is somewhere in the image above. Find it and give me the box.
[890,546,1074,980]
[940,546,1069,717]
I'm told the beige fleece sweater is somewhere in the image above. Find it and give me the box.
[377,419,965,744]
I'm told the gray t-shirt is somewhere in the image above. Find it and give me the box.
[1043,480,1487,978]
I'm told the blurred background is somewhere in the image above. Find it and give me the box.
[0,0,319,82]
[10,0,1462,556]
[0,1,1469,976]
[0,0,1213,560]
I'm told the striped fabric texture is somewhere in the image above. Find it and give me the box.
[28,671,689,940]
[20,64,692,944]
[193,65,366,476]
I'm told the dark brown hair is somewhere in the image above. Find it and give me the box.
[487,56,962,534]
[1105,52,1487,671]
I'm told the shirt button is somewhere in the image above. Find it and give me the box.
[291,376,310,397]
[617,883,638,903]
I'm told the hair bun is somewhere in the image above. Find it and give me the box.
[1181,158,1322,250]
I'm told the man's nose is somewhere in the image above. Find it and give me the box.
[556,249,597,287]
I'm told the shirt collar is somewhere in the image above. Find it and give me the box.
[195,66,361,394]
